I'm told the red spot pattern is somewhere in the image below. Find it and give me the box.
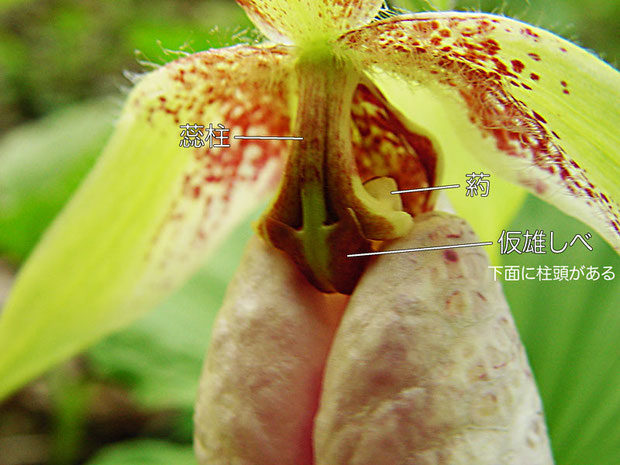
[339,13,620,239]
[511,59,525,73]
[532,111,547,124]
[351,85,437,215]
[444,249,459,262]
[520,27,540,41]
[131,45,293,279]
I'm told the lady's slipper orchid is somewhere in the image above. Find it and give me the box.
[0,0,618,436]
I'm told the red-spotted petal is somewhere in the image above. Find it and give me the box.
[339,12,620,251]
[0,44,294,400]
[351,82,439,216]
[236,0,384,44]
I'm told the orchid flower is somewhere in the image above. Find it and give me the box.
[0,0,618,452]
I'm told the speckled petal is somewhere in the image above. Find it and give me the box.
[0,44,294,400]
[351,82,439,216]
[340,12,620,252]
[236,0,384,44]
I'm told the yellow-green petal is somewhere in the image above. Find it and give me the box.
[340,12,620,253]
[236,0,384,44]
[0,44,294,401]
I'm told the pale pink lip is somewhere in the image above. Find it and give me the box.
[195,213,553,465]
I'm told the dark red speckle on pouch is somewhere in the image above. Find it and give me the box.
[444,249,459,262]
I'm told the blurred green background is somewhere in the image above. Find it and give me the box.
[0,0,618,464]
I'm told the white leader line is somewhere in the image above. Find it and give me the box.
[391,184,460,194]
[347,241,493,258]
[234,135,304,140]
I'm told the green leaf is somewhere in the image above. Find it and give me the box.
[85,440,196,465]
[0,98,115,263]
